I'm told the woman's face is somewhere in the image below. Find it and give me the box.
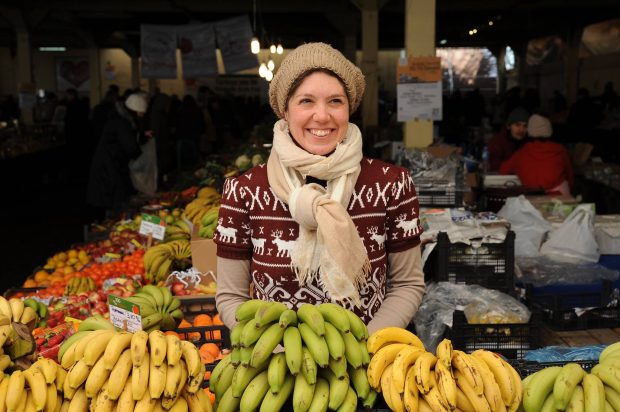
[285,71,350,155]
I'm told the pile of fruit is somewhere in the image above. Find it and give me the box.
[522,341,620,411]
[183,186,221,226]
[64,276,97,295]
[211,300,373,412]
[52,322,211,411]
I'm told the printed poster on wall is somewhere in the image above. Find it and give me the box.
[177,23,218,78]
[396,56,442,122]
[56,57,90,92]
[141,25,178,79]
[214,16,258,73]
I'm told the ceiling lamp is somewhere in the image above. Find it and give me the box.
[259,63,268,78]
[270,44,276,54]
[276,44,283,54]
[251,37,260,54]
[267,59,275,71]
[265,70,274,81]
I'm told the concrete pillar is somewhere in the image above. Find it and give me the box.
[16,29,34,124]
[403,0,436,149]
[360,0,379,133]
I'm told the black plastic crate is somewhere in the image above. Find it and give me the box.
[424,231,515,294]
[525,279,620,330]
[175,295,231,349]
[448,310,541,360]
[418,188,464,208]
[178,295,217,322]
[510,359,598,379]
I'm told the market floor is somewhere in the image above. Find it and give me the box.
[0,146,96,294]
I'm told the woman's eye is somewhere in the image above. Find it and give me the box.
[299,98,312,104]
[331,98,344,104]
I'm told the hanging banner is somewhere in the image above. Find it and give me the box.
[177,23,218,78]
[214,15,258,73]
[396,56,442,122]
[141,25,178,79]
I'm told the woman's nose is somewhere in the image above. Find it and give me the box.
[313,104,330,122]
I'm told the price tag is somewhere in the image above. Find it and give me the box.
[139,213,166,240]
[108,294,142,332]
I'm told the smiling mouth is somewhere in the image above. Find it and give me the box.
[308,129,332,137]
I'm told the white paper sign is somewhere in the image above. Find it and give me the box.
[139,213,166,240]
[397,82,442,122]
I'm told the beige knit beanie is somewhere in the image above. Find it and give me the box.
[269,42,366,119]
[527,114,553,138]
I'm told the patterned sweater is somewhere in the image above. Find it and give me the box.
[214,157,423,323]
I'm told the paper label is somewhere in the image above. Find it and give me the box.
[108,294,142,332]
[139,213,166,240]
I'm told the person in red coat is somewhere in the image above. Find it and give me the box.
[487,107,529,171]
[500,114,573,196]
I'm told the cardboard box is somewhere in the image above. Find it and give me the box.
[190,226,218,277]
[595,215,620,255]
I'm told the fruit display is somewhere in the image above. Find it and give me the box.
[54,325,210,411]
[165,218,193,242]
[34,322,75,361]
[521,341,620,411]
[42,248,91,272]
[211,300,374,411]
[143,240,192,283]
[123,285,185,332]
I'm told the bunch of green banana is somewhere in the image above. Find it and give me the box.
[123,285,184,332]
[198,206,220,239]
[53,328,210,411]
[143,239,192,283]
[64,276,97,295]
[183,194,221,226]
[214,299,372,412]
[164,219,192,242]
[521,340,620,412]
[364,330,523,412]
[0,296,39,328]
[23,298,48,327]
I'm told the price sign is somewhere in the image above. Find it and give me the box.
[139,213,166,240]
[108,294,142,332]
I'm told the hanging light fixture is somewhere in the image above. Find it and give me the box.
[259,63,268,78]
[250,0,260,54]
[265,70,274,81]
[270,44,276,54]
[267,58,275,71]
[276,43,283,54]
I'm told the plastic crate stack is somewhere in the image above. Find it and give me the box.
[524,279,620,331]
[424,230,540,359]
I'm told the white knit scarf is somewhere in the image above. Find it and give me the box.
[267,119,370,306]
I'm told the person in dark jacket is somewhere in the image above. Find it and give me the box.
[487,107,529,171]
[86,93,149,216]
[500,114,573,196]
[175,95,205,170]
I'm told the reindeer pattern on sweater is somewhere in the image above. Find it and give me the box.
[214,158,423,323]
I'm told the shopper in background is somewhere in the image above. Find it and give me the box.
[86,93,151,217]
[214,43,425,334]
[500,114,573,196]
[487,106,529,171]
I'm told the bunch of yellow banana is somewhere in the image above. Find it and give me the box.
[212,299,375,412]
[365,331,523,412]
[1,358,64,412]
[521,340,620,412]
[183,193,221,226]
[53,328,210,411]
[0,296,39,327]
[143,239,192,283]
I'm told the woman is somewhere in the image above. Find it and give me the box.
[214,43,425,334]
[87,93,150,216]
[500,114,573,196]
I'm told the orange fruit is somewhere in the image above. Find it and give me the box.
[200,343,220,359]
[164,331,181,339]
[212,314,223,325]
[200,350,215,364]
[23,279,38,288]
[212,329,221,340]
[204,371,212,381]
[193,314,213,327]
[178,319,200,341]
[34,270,49,282]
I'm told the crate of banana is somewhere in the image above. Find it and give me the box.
[519,340,620,412]
[365,330,524,412]
[53,326,211,411]
[144,240,192,283]
[211,300,374,412]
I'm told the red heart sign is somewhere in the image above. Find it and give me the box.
[59,60,89,88]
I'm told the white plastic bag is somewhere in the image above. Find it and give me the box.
[540,204,599,263]
[497,195,551,257]
[129,138,158,195]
